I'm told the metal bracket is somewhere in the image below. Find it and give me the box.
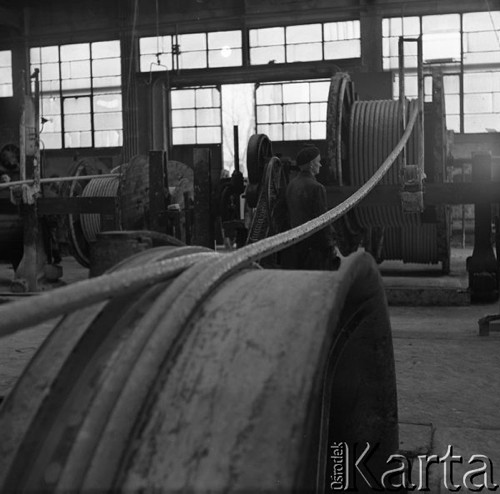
[401,164,424,213]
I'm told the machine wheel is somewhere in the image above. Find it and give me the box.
[0,249,399,493]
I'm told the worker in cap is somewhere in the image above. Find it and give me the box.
[284,145,340,270]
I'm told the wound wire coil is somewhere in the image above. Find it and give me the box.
[80,176,120,243]
[349,99,420,228]
[348,97,440,264]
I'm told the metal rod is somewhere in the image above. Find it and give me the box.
[417,35,424,175]
[398,36,406,170]
[0,174,120,190]
[233,125,240,173]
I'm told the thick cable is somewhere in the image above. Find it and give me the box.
[0,251,218,338]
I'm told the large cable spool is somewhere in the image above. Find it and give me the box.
[327,72,450,268]
[0,248,399,492]
[349,98,420,228]
[326,72,364,256]
[80,176,120,243]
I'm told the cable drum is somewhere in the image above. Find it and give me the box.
[80,176,120,243]
[349,98,420,228]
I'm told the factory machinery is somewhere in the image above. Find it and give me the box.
[0,37,500,491]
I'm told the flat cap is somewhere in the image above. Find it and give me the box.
[296,146,320,167]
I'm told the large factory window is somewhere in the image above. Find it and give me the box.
[249,20,360,65]
[170,86,221,144]
[383,10,500,134]
[0,51,13,98]
[462,11,500,133]
[30,40,122,149]
[139,30,242,72]
[255,79,329,141]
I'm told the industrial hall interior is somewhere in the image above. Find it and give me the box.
[1,0,500,492]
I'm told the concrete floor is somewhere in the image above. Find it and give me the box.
[0,249,499,492]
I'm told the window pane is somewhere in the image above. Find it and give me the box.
[178,33,206,51]
[179,51,206,69]
[172,109,196,127]
[446,115,460,133]
[0,52,12,97]
[464,72,494,93]
[256,105,283,123]
[0,50,11,66]
[422,14,460,34]
[61,60,91,81]
[282,82,309,103]
[286,24,322,43]
[65,113,91,131]
[423,32,461,62]
[464,51,500,65]
[42,97,61,116]
[250,27,285,47]
[444,75,460,94]
[284,122,310,140]
[311,121,326,139]
[310,102,327,120]
[208,48,242,67]
[94,112,122,130]
[257,123,282,141]
[196,88,220,107]
[310,81,330,102]
[94,93,122,112]
[171,89,195,109]
[173,127,196,144]
[92,40,120,59]
[64,97,91,114]
[196,108,220,126]
[42,114,62,132]
[464,94,493,114]
[324,39,360,59]
[256,85,282,105]
[284,103,309,122]
[324,20,360,41]
[0,83,13,98]
[208,30,241,49]
[39,62,60,81]
[93,76,121,88]
[465,31,499,53]
[465,114,500,132]
[62,77,91,91]
[40,46,59,63]
[140,36,172,54]
[445,94,460,115]
[60,43,89,61]
[250,46,285,65]
[197,126,220,143]
[463,11,500,32]
[93,58,121,77]
[65,131,92,148]
[141,53,172,71]
[95,130,122,147]
[41,133,62,149]
[287,43,322,63]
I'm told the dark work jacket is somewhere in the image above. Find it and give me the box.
[285,170,334,257]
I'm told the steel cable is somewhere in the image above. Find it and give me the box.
[81,176,120,242]
[0,106,419,339]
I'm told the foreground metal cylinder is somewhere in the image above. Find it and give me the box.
[0,249,398,492]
